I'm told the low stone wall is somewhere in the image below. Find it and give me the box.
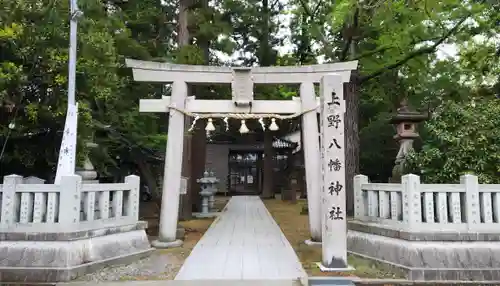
[0,174,153,282]
[349,173,500,281]
[348,222,500,280]
[0,221,153,282]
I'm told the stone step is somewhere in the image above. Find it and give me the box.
[57,279,304,286]
[308,277,355,286]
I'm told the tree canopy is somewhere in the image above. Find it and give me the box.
[0,0,499,185]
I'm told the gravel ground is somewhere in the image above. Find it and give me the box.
[76,197,226,282]
[76,251,184,281]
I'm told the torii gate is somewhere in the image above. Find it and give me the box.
[125,59,357,249]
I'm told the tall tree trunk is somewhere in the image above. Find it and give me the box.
[344,73,360,216]
[177,0,192,220]
[261,129,274,198]
[344,11,360,216]
[190,118,206,212]
[178,0,190,47]
[282,149,296,202]
[190,0,209,212]
[179,133,192,220]
[136,158,159,200]
[260,0,271,66]
[259,0,275,198]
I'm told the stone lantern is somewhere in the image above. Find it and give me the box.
[75,142,99,184]
[195,171,218,218]
[389,99,428,183]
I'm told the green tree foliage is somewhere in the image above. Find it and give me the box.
[406,98,500,183]
[0,0,120,176]
[219,0,285,66]
[289,0,499,182]
[0,0,166,180]
[0,0,499,185]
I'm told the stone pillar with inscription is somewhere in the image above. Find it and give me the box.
[318,74,351,271]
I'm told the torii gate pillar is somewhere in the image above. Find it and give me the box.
[300,81,322,242]
[154,81,187,248]
[126,59,358,247]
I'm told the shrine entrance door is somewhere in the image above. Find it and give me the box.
[228,150,262,195]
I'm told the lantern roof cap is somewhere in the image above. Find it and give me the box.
[390,99,428,123]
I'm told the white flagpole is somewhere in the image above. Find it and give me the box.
[54,0,82,183]
[67,0,82,106]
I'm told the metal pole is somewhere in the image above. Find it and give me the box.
[53,0,83,183]
[67,0,82,106]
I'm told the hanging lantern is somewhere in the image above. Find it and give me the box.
[223,117,229,131]
[269,118,279,131]
[205,118,216,131]
[239,120,249,134]
[258,118,266,131]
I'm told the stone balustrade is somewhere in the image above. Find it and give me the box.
[0,174,140,228]
[349,174,500,280]
[354,173,500,233]
[0,174,151,283]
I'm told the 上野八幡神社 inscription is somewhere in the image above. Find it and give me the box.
[319,75,348,270]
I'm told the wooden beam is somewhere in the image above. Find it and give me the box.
[126,59,358,84]
[139,96,322,114]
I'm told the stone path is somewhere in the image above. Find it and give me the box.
[61,280,303,286]
[175,196,307,280]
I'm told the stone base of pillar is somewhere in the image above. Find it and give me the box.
[193,212,220,218]
[304,239,322,246]
[316,262,355,272]
[151,239,183,249]
[348,222,500,281]
[0,221,152,282]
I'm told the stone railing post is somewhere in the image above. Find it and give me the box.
[1,175,23,226]
[354,174,369,220]
[58,175,82,225]
[402,174,422,231]
[125,175,140,220]
[461,174,480,231]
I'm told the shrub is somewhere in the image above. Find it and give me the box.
[405,98,500,183]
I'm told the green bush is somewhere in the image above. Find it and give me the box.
[405,98,500,183]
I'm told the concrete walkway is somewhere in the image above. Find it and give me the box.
[175,196,307,280]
